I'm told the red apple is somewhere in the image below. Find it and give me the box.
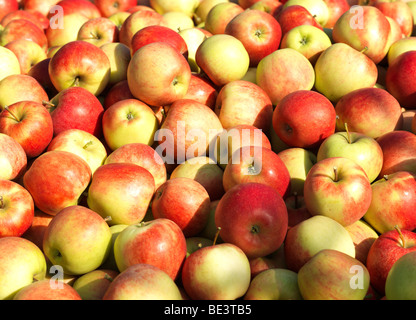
[4,39,47,75]
[103,80,134,109]
[45,86,105,138]
[94,0,138,17]
[1,8,47,31]
[28,58,58,98]
[77,17,119,47]
[113,218,187,280]
[274,4,323,36]
[0,179,34,237]
[225,8,282,67]
[0,18,48,50]
[366,227,416,296]
[0,132,27,181]
[182,73,218,110]
[22,209,54,250]
[0,0,18,21]
[152,177,211,237]
[285,193,312,229]
[373,0,413,37]
[20,0,60,17]
[50,0,102,19]
[13,279,82,300]
[345,219,378,265]
[322,0,350,29]
[0,101,54,158]
[272,90,336,149]
[23,150,92,216]
[204,2,244,35]
[215,182,288,259]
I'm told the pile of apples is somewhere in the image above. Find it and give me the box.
[2,0,416,301]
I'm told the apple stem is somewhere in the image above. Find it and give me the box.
[213,227,221,246]
[104,216,112,223]
[394,225,406,248]
[333,166,338,182]
[72,77,80,87]
[383,175,389,181]
[83,141,93,149]
[104,273,114,282]
[360,46,369,54]
[3,106,20,122]
[344,123,351,144]
[42,100,55,109]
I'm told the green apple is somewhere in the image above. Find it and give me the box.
[277,147,317,196]
[241,67,257,84]
[195,34,250,86]
[178,27,209,72]
[100,42,131,86]
[150,0,200,17]
[385,251,416,300]
[72,269,120,300]
[0,237,47,300]
[43,205,113,276]
[186,236,213,257]
[161,11,195,31]
[244,268,303,300]
[314,43,378,103]
[316,130,383,183]
[283,0,330,27]
[387,36,416,66]
[194,0,229,25]
[284,215,356,272]
[108,11,131,29]
[298,249,370,300]
[280,24,332,65]
[408,1,416,36]
[100,224,129,271]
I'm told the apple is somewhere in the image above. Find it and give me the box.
[215,182,288,259]
[118,9,164,47]
[28,58,58,98]
[72,269,119,300]
[4,39,47,75]
[385,50,416,109]
[314,43,378,103]
[154,98,223,165]
[46,129,107,175]
[249,0,283,16]
[48,40,111,96]
[364,171,416,234]
[103,80,135,109]
[160,11,195,32]
[283,0,330,27]
[223,145,292,198]
[149,0,200,17]
[317,130,384,183]
[322,0,350,29]
[23,150,92,216]
[203,2,244,35]
[13,280,82,300]
[87,162,155,226]
[376,130,416,177]
[95,0,138,17]
[102,98,159,151]
[0,74,49,111]
[152,177,211,237]
[0,18,48,50]
[274,4,323,36]
[248,245,287,278]
[99,42,130,86]
[244,268,303,300]
[0,0,18,21]
[0,236,47,300]
[182,73,218,109]
[0,179,34,238]
[22,209,54,250]
[0,132,27,181]
[127,41,191,107]
[256,48,315,106]
[298,249,370,300]
[108,11,131,29]
[51,0,101,19]
[402,108,416,132]
[345,219,378,265]
[77,17,119,47]
[214,80,273,132]
[272,90,336,150]
[113,218,187,280]
[387,37,416,66]
[43,205,112,276]
[195,34,249,87]
[99,224,129,271]
[21,0,61,17]
[332,5,391,64]
[103,263,183,300]
[1,7,49,30]
[373,0,413,37]
[366,227,416,296]
[181,242,251,300]
[194,0,228,25]
[385,250,416,300]
[384,16,404,54]
[334,87,403,140]
[0,45,20,82]
[280,24,332,65]
[241,66,257,83]
[225,8,282,67]
[178,27,212,73]
[170,156,225,201]
[45,13,90,48]
[285,193,312,228]
[284,215,356,272]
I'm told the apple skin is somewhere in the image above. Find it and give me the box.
[283,0,330,27]
[0,45,20,82]
[45,13,90,48]
[0,236,47,300]
[103,263,183,300]
[0,132,27,181]
[100,42,131,86]
[87,162,156,226]
[214,80,273,133]
[95,0,138,17]
[0,179,34,238]
[204,2,244,35]
[0,0,18,21]
[151,177,211,237]
[149,0,199,17]
[387,37,416,66]
[273,90,336,149]
[385,250,416,300]
[304,157,373,227]
[104,142,167,190]
[28,58,58,98]
[103,80,135,110]
[195,34,250,87]
[1,7,47,31]
[298,249,371,300]
[113,218,187,281]
[256,48,315,106]
[274,4,323,36]
[314,43,378,103]
[13,280,82,300]
[374,0,413,37]
[366,228,416,296]
[102,98,159,151]
[77,17,119,48]
[345,219,379,265]
[51,0,101,19]
[23,150,92,216]
[322,0,350,29]
[363,171,416,235]
[225,8,282,67]
[334,87,403,140]
[194,0,228,25]
[0,18,48,50]
[100,224,129,271]
[178,27,212,73]
[284,215,356,272]
[4,39,47,75]
[183,73,218,110]
[72,269,119,300]
[22,209,54,250]
[215,182,288,259]
[181,242,251,300]
[285,193,312,229]
[127,41,191,107]
[223,145,291,199]
[317,131,384,183]
[376,130,416,177]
